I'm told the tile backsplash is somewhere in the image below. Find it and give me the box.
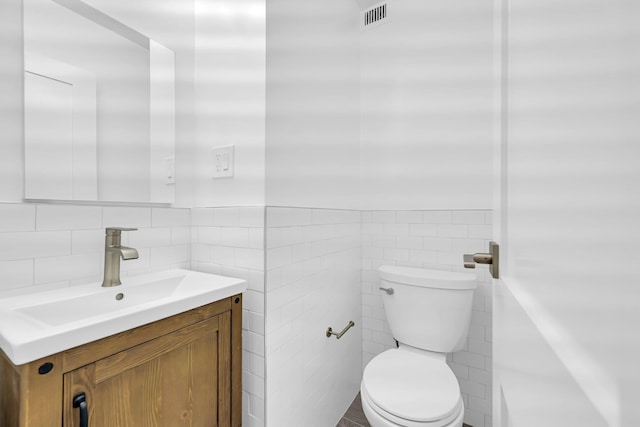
[0,203,190,293]
[190,206,265,427]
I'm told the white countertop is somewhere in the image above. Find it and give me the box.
[0,269,246,365]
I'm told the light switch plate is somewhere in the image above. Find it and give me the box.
[212,145,234,179]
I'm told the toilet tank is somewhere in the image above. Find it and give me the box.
[379,266,477,353]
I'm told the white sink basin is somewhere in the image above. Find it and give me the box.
[0,269,246,365]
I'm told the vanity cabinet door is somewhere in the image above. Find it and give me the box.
[62,312,232,427]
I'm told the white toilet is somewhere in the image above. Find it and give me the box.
[361,265,477,427]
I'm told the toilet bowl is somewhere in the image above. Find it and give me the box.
[360,348,464,427]
[361,266,476,427]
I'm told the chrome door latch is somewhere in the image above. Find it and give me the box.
[464,241,499,279]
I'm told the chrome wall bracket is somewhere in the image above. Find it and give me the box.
[326,321,355,339]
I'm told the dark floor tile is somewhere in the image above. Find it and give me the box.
[342,393,370,426]
[337,392,475,427]
[337,393,370,427]
[336,418,365,427]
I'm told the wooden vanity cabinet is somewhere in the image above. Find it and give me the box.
[0,294,242,427]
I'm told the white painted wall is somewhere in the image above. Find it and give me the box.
[265,0,360,210]
[193,0,266,207]
[360,0,494,210]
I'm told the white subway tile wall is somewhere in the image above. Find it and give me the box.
[0,203,191,293]
[361,209,493,427]
[0,202,495,426]
[190,207,265,427]
[265,207,362,427]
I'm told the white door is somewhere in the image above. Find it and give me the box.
[492,0,640,426]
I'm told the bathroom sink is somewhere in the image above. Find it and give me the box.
[0,269,246,365]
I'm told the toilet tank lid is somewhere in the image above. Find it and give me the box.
[378,266,477,290]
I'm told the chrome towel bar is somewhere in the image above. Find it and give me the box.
[326,321,355,339]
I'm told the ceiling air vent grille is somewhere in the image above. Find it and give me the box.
[363,2,389,29]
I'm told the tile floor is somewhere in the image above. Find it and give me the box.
[336,393,473,427]
[336,393,370,427]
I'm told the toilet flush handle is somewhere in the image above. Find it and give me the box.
[379,287,394,295]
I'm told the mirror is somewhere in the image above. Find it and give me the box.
[23,0,175,203]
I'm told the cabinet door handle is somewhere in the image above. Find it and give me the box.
[72,392,89,427]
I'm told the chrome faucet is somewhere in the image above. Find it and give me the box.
[101,227,139,287]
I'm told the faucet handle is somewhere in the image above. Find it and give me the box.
[105,227,138,236]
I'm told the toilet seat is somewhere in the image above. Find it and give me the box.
[361,349,463,426]
[361,385,463,427]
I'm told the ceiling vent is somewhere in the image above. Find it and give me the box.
[362,2,389,30]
